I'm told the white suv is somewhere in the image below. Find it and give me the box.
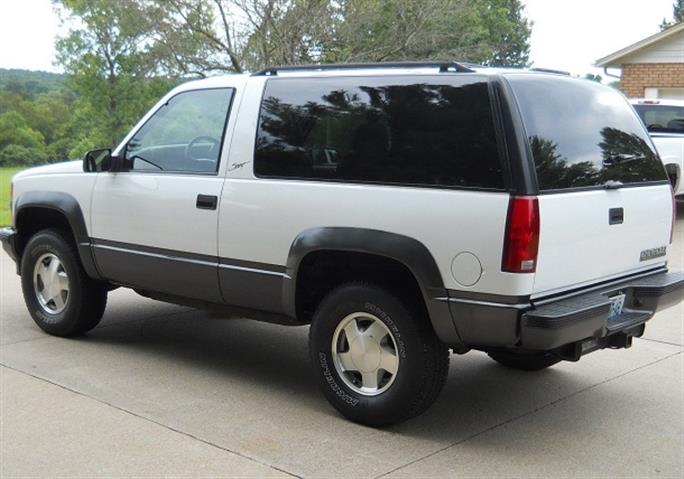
[2,63,683,426]
[631,99,684,197]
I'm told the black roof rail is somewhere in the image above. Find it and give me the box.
[251,61,476,76]
[529,67,571,76]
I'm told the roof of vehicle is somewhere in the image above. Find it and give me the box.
[629,98,684,107]
[172,62,577,94]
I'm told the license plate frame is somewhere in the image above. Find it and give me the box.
[608,293,626,320]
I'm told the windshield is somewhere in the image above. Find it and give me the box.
[507,74,668,191]
[633,104,684,134]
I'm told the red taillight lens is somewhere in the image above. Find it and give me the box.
[502,196,540,273]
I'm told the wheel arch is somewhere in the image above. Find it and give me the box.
[283,227,463,347]
[14,191,101,279]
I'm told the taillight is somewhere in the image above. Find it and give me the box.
[502,196,540,273]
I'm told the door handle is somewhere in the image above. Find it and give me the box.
[609,207,624,225]
[196,194,218,210]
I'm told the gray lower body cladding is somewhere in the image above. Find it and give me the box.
[446,268,684,352]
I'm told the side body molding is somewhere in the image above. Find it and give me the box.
[14,191,101,279]
[283,227,464,347]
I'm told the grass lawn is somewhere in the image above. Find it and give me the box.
[0,167,24,226]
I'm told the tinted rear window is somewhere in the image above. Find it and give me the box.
[254,76,504,189]
[507,75,667,191]
[633,104,684,134]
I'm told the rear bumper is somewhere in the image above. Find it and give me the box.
[521,269,683,351]
[446,268,684,354]
[0,227,18,264]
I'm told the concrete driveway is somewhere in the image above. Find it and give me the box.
[1,206,683,478]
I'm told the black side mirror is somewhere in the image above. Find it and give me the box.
[83,148,120,172]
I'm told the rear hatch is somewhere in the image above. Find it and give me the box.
[507,74,674,296]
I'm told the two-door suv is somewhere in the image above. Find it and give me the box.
[2,62,683,426]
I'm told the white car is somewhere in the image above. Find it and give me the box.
[2,64,683,426]
[631,99,684,197]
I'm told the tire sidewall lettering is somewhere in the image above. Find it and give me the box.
[364,301,407,359]
[318,352,359,406]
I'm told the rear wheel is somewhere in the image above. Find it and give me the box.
[309,282,449,427]
[488,349,560,371]
[21,229,107,337]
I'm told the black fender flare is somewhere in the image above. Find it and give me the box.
[14,191,101,280]
[282,227,463,346]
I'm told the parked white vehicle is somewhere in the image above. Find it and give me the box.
[631,99,684,197]
[2,63,683,426]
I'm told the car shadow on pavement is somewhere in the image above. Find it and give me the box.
[78,305,594,441]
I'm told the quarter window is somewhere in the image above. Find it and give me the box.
[254,76,504,189]
[125,88,234,173]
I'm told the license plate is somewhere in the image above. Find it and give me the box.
[608,293,626,320]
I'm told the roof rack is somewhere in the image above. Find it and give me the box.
[251,61,476,76]
[529,67,571,76]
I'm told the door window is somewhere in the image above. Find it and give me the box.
[125,88,234,173]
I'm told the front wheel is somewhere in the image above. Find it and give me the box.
[309,282,449,427]
[21,229,108,337]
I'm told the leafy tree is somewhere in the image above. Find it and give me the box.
[54,0,176,154]
[660,0,683,29]
[148,0,532,73]
[584,73,603,83]
[0,144,49,167]
[0,111,50,166]
[0,111,45,150]
[0,73,77,164]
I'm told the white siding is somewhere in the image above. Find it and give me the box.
[623,30,684,64]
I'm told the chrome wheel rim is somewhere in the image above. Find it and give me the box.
[331,312,400,396]
[33,253,69,314]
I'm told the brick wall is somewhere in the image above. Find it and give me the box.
[620,63,684,98]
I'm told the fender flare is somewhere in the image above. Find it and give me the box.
[14,191,101,279]
[282,227,463,346]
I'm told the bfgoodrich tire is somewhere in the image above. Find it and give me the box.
[488,349,561,371]
[20,229,107,337]
[309,282,449,427]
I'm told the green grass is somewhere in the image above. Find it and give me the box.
[0,167,25,226]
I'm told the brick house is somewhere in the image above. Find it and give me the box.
[595,22,684,100]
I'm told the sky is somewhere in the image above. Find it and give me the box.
[0,0,679,79]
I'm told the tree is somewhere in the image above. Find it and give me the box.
[54,0,176,153]
[583,73,603,83]
[484,0,532,66]
[0,111,49,166]
[147,0,336,74]
[660,0,683,30]
[294,0,532,67]
[148,0,533,74]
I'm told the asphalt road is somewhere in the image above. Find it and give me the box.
[1,205,683,478]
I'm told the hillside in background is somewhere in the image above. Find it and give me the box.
[0,68,74,167]
[0,68,65,98]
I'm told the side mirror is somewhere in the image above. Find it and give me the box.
[83,148,120,172]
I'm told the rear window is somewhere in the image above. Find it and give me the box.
[254,76,504,189]
[507,75,667,191]
[633,104,684,134]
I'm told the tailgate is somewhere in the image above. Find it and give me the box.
[533,185,673,295]
[505,74,674,296]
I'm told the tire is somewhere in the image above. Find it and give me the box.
[20,228,107,337]
[309,282,449,427]
[488,349,560,371]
